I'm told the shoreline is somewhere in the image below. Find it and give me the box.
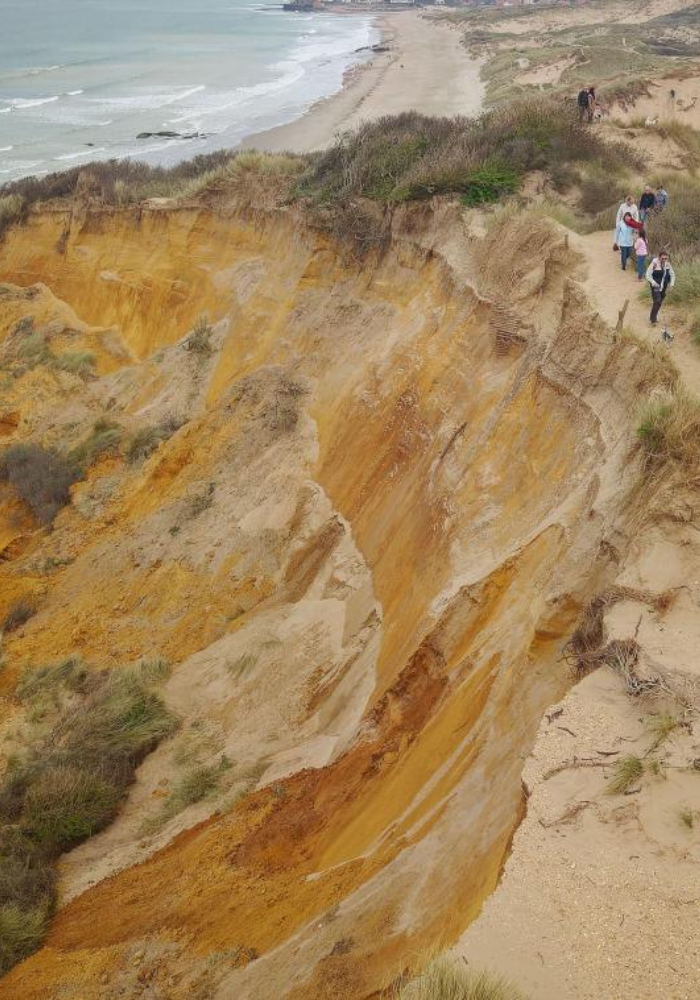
[239,11,484,155]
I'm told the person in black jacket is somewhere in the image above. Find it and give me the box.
[646,251,676,325]
[638,185,656,222]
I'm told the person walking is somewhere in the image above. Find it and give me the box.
[615,195,641,271]
[639,186,655,222]
[634,228,648,281]
[655,184,669,211]
[577,87,590,122]
[646,251,675,325]
[587,86,597,123]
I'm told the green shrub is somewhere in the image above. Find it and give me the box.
[0,443,81,524]
[21,766,121,852]
[299,99,637,208]
[52,352,96,378]
[0,665,177,973]
[0,904,47,973]
[461,162,519,206]
[672,257,700,304]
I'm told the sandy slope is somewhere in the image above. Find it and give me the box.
[456,218,700,1000]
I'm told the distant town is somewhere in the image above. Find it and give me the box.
[284,0,584,10]
[284,0,584,11]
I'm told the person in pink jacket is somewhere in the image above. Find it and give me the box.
[634,228,648,281]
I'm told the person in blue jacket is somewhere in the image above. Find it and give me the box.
[614,195,641,271]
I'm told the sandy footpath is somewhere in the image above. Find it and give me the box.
[241,11,483,154]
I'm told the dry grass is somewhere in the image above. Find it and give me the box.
[67,418,123,470]
[184,315,214,358]
[0,194,25,241]
[140,755,231,835]
[637,391,700,472]
[127,418,181,464]
[646,712,679,752]
[0,443,81,525]
[1,599,37,635]
[679,806,695,829]
[395,956,527,1000]
[608,755,644,795]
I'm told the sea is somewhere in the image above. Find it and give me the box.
[0,0,378,183]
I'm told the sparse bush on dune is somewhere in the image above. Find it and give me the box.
[0,194,25,242]
[0,443,81,525]
[127,418,181,464]
[0,662,177,974]
[299,99,638,210]
[0,148,306,213]
[1,599,37,635]
[637,391,700,471]
[395,956,527,1000]
[67,417,123,470]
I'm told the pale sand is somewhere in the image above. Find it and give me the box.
[241,11,484,154]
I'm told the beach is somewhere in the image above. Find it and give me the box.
[241,11,484,154]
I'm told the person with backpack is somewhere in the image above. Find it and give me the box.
[638,186,655,222]
[578,87,591,122]
[646,251,675,325]
[634,228,648,281]
[655,184,669,211]
[614,195,641,271]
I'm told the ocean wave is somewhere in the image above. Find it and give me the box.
[165,66,306,127]
[67,90,84,97]
[95,84,207,112]
[55,147,107,161]
[4,96,61,109]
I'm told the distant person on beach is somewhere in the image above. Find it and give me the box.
[634,227,648,282]
[638,186,655,222]
[655,184,669,211]
[614,195,641,271]
[646,251,675,325]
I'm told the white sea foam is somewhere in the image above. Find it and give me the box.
[55,147,107,161]
[6,96,61,109]
[0,4,378,181]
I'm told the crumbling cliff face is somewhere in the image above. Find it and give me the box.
[0,199,665,998]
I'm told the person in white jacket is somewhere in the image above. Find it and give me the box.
[614,195,640,272]
[646,251,676,325]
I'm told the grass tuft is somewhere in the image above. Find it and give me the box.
[395,956,527,1000]
[647,712,678,752]
[608,755,644,795]
[126,418,181,464]
[183,315,214,358]
[2,599,37,635]
[52,351,96,379]
[67,418,123,471]
[679,806,695,829]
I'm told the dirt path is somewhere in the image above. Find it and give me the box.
[571,228,700,392]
